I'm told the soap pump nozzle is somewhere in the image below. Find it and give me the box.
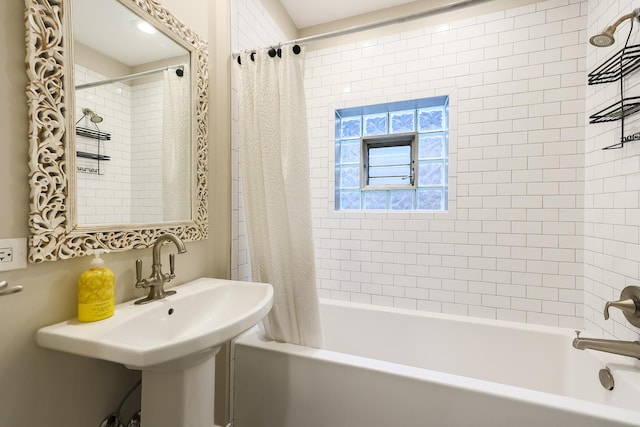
[89,249,109,267]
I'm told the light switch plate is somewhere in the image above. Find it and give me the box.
[0,238,27,271]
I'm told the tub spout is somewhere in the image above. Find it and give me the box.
[572,330,640,359]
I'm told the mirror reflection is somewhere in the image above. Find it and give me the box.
[73,0,192,225]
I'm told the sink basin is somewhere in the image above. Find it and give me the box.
[36,277,273,369]
[37,277,273,427]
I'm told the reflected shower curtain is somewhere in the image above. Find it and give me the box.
[163,66,190,221]
[236,46,323,348]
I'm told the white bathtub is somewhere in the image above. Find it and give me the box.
[233,299,640,427]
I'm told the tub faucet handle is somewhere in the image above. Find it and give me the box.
[604,298,637,320]
[603,286,640,328]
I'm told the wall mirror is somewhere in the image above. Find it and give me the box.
[25,0,208,262]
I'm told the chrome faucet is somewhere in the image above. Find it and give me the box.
[572,286,640,359]
[134,233,187,305]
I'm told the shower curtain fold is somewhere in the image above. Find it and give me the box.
[163,66,190,221]
[236,46,323,348]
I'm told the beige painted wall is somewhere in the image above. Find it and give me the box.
[0,0,231,426]
[74,41,133,79]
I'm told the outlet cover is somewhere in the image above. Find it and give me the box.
[0,238,27,272]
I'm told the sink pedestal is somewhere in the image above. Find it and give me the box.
[136,347,220,427]
[35,278,273,427]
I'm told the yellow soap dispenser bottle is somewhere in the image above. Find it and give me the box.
[78,249,115,322]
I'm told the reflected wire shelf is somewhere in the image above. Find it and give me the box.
[76,151,111,161]
[76,166,102,175]
[76,127,111,140]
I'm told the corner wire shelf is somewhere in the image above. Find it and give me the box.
[75,126,111,175]
[588,43,640,150]
[588,97,640,124]
[588,44,640,85]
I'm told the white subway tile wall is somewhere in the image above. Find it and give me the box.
[585,0,640,340]
[306,0,587,329]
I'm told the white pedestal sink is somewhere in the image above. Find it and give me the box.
[36,277,273,427]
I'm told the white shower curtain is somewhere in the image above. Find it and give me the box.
[163,66,190,221]
[236,46,323,348]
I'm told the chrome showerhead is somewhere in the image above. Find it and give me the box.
[589,9,640,48]
[82,107,103,123]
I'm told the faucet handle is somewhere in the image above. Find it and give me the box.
[169,253,176,276]
[604,299,637,320]
[604,286,640,328]
[135,259,143,287]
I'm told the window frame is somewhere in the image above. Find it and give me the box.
[360,132,418,191]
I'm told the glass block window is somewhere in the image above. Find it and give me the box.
[335,96,449,211]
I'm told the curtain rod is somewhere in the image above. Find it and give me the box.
[75,64,185,90]
[233,0,492,57]
[292,0,492,44]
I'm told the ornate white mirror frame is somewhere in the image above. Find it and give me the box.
[25,0,208,263]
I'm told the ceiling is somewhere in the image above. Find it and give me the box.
[279,0,418,28]
[73,0,188,67]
